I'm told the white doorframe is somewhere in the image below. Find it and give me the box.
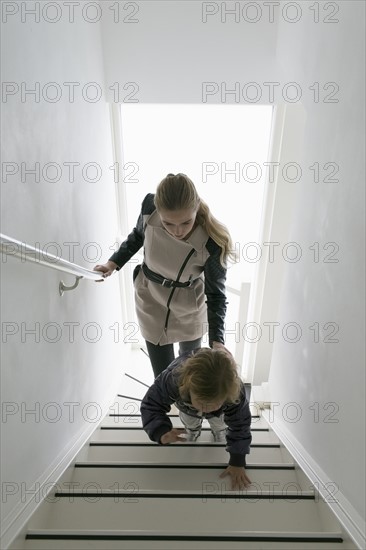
[109,103,137,329]
[245,102,306,387]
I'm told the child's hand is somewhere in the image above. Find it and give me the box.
[160,428,187,444]
[219,466,251,490]
[93,261,118,282]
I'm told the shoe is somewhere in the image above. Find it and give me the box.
[212,430,226,443]
[184,429,201,442]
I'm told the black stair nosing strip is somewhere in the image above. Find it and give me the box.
[109,413,180,418]
[89,442,280,448]
[100,426,270,432]
[112,409,262,420]
[117,394,143,402]
[140,346,150,357]
[124,373,150,389]
[54,492,315,500]
[25,534,344,543]
[74,463,295,470]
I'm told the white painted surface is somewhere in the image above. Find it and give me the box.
[266,0,366,535]
[82,444,293,465]
[102,413,270,430]
[65,465,310,492]
[100,1,280,104]
[90,427,280,445]
[1,11,124,547]
[27,499,339,532]
[262,409,366,550]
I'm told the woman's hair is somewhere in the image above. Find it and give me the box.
[177,348,241,405]
[154,173,236,266]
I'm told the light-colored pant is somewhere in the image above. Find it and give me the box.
[179,410,226,434]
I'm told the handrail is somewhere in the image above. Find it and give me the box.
[0,233,103,295]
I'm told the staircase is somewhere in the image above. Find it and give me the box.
[12,364,357,549]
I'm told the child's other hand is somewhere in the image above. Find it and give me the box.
[160,428,187,444]
[93,261,118,282]
[219,466,251,490]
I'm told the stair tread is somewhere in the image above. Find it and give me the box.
[82,445,293,465]
[27,499,340,532]
[64,465,310,492]
[22,538,350,550]
[103,415,269,430]
[92,428,279,445]
[110,397,261,418]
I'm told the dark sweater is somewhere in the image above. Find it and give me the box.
[140,351,252,467]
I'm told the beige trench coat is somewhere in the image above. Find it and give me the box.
[134,210,211,345]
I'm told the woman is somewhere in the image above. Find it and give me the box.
[94,173,235,378]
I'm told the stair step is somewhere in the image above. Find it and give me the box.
[22,537,350,550]
[103,414,270,430]
[27,499,341,533]
[64,465,311,493]
[91,428,280,445]
[81,444,293,465]
[110,396,261,419]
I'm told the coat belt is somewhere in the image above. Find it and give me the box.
[141,262,198,288]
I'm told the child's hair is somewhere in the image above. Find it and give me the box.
[154,173,236,266]
[177,348,241,405]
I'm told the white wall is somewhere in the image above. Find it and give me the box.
[1,6,124,546]
[267,0,365,542]
[100,0,280,103]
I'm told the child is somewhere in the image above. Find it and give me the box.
[94,173,235,378]
[140,348,252,490]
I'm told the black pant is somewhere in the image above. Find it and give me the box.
[145,338,202,378]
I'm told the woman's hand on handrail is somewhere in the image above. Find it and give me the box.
[93,260,118,282]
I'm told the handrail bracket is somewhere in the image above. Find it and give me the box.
[59,276,83,297]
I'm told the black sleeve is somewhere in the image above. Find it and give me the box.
[204,238,228,347]
[108,193,156,270]
[223,385,252,467]
[140,366,180,444]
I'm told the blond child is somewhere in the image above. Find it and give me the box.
[140,348,252,490]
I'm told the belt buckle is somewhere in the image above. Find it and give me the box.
[187,276,194,287]
[162,278,173,288]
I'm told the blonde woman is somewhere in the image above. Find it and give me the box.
[94,173,235,378]
[141,347,252,490]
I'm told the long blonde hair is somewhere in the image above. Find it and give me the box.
[154,173,236,266]
[177,348,241,404]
